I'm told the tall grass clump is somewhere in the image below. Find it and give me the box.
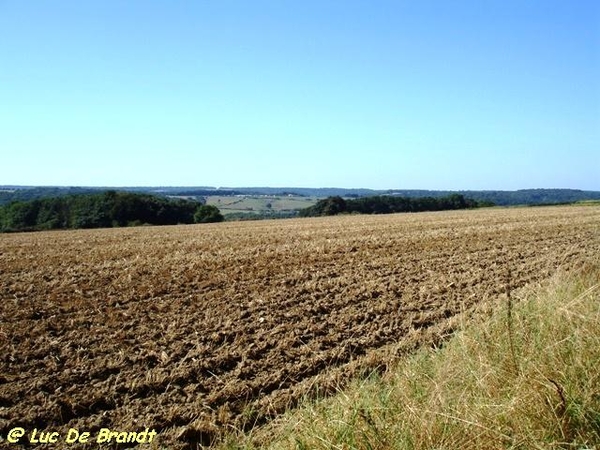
[221,262,600,449]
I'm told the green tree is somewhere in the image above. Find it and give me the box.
[194,205,224,223]
[2,200,40,231]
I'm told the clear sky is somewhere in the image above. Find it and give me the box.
[1,1,598,190]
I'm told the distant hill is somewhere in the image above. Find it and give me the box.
[381,189,600,206]
[1,186,599,207]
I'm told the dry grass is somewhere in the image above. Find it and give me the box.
[222,261,600,450]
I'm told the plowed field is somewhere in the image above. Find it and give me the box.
[1,206,599,448]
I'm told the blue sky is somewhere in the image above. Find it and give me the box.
[1,1,598,190]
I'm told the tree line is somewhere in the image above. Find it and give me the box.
[299,194,489,217]
[3,187,600,208]
[0,191,224,232]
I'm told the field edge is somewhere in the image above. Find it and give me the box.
[220,259,600,449]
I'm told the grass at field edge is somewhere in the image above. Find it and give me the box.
[219,260,600,449]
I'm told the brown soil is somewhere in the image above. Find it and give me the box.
[1,206,599,449]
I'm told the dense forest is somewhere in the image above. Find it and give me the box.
[299,194,487,217]
[0,191,223,232]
